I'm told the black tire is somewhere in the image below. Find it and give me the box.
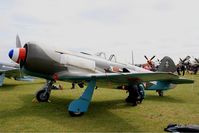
[125,97,131,103]
[36,89,50,102]
[138,99,143,104]
[132,102,137,106]
[78,83,84,88]
[68,111,84,117]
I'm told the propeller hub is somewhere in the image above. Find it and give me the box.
[8,48,26,63]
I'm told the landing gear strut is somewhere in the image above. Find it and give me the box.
[157,90,164,96]
[68,79,96,117]
[36,80,55,102]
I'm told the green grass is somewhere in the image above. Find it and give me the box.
[0,74,199,132]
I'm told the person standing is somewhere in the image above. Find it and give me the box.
[176,64,181,75]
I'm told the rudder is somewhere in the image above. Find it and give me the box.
[158,56,176,73]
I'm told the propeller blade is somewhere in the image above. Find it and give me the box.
[185,56,191,61]
[144,55,148,61]
[150,56,155,61]
[182,56,190,62]
[16,35,22,48]
[179,58,183,62]
[195,58,199,63]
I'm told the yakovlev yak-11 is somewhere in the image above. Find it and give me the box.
[8,36,194,116]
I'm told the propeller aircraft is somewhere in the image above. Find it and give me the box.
[179,56,199,75]
[8,36,194,116]
[138,55,158,71]
[0,62,34,86]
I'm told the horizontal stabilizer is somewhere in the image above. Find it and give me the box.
[170,78,194,84]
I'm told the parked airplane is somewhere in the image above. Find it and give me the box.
[8,36,194,116]
[179,56,199,74]
[135,55,158,71]
[0,62,35,86]
[0,62,17,86]
[0,35,34,86]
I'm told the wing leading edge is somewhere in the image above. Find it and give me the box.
[61,72,194,85]
[91,72,194,84]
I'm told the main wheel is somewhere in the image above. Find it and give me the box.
[36,89,50,102]
[68,111,84,117]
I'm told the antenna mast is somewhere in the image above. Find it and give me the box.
[132,50,134,65]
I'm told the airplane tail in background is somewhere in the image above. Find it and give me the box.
[158,56,176,73]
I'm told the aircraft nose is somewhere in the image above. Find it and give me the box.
[8,48,26,63]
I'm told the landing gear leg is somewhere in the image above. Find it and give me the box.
[157,90,164,96]
[68,79,96,116]
[36,80,55,102]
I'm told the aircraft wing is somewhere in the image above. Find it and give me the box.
[169,78,195,84]
[3,69,21,79]
[0,63,34,82]
[93,72,194,84]
[64,72,194,84]
[0,65,18,86]
[0,64,19,78]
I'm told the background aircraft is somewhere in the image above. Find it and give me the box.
[135,55,176,72]
[8,36,194,116]
[179,56,199,74]
[135,55,159,71]
[0,62,18,86]
[0,35,34,86]
[0,62,34,86]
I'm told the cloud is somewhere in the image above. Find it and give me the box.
[0,0,199,64]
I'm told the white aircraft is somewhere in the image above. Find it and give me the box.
[8,36,194,116]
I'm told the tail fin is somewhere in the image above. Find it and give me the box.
[158,56,176,73]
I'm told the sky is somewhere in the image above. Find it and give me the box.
[0,0,198,64]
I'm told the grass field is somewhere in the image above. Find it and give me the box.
[0,74,198,132]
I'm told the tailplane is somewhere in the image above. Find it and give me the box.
[158,56,176,73]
